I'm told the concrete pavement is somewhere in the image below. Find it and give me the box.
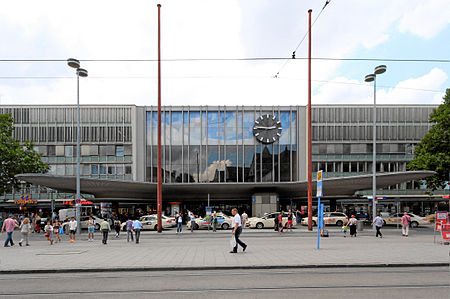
[0,226,448,273]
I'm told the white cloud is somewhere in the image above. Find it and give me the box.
[398,0,450,39]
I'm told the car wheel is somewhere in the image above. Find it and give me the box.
[256,222,264,229]
[336,220,343,226]
[312,220,317,226]
[194,223,199,230]
[95,224,100,231]
[411,221,419,228]
[221,223,229,230]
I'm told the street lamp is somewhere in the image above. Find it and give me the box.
[364,65,386,230]
[67,58,88,235]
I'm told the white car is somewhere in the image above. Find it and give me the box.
[121,215,174,231]
[62,216,105,232]
[247,212,297,229]
[186,215,233,230]
[382,213,430,228]
[301,212,349,226]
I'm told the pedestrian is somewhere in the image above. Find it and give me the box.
[133,218,142,244]
[176,213,183,234]
[29,213,34,233]
[274,213,279,231]
[347,215,358,237]
[278,212,284,233]
[19,217,31,246]
[44,220,54,245]
[2,214,19,247]
[401,212,411,237]
[372,213,384,238]
[241,211,248,229]
[341,224,348,237]
[114,218,121,238]
[295,209,301,226]
[53,219,61,243]
[100,219,111,245]
[212,212,218,232]
[230,208,247,253]
[189,211,196,233]
[35,214,41,233]
[126,218,134,242]
[68,216,77,243]
[87,216,95,242]
[286,210,293,232]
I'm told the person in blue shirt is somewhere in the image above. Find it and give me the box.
[132,219,143,244]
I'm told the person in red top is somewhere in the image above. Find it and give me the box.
[2,214,19,247]
[278,212,283,233]
[401,212,411,237]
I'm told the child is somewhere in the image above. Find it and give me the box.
[342,225,348,238]
[19,218,31,246]
[44,220,54,245]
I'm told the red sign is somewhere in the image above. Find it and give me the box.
[436,212,448,224]
[442,231,450,241]
[436,223,443,231]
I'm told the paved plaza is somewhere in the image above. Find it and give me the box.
[0,226,448,273]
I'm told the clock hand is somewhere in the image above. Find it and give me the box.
[254,126,277,130]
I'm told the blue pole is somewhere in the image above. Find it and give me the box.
[317,197,321,249]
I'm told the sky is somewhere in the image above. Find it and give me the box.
[0,0,449,106]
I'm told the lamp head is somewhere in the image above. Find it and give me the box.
[77,68,88,77]
[67,58,80,69]
[374,65,387,75]
[364,74,375,82]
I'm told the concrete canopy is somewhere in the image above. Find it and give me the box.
[16,171,435,201]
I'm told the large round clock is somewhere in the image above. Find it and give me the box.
[253,114,282,144]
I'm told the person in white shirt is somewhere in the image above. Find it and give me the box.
[188,211,196,233]
[68,217,77,242]
[371,214,384,238]
[230,208,247,253]
[241,211,248,229]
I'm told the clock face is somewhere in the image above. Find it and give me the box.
[253,114,282,144]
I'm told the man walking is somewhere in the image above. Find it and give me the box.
[126,218,134,242]
[230,208,247,253]
[241,211,248,229]
[176,213,183,234]
[68,216,77,243]
[2,214,19,247]
[133,218,142,244]
[100,219,111,244]
[372,213,384,238]
[401,212,411,237]
[189,210,196,233]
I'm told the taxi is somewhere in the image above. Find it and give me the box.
[382,213,430,228]
[301,212,348,226]
[187,214,233,230]
[247,212,296,229]
[120,214,174,231]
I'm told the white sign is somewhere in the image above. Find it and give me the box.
[316,170,323,197]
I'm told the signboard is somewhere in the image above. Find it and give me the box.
[205,206,212,216]
[436,222,443,231]
[14,195,37,206]
[75,198,81,204]
[436,212,448,224]
[316,170,323,197]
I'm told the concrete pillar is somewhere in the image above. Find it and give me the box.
[252,193,279,217]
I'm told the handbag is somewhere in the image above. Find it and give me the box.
[44,232,50,237]
[230,235,237,250]
[59,227,64,234]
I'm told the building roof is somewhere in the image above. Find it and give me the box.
[16,171,435,201]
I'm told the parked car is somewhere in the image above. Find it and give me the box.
[247,212,297,229]
[186,215,233,230]
[121,214,174,231]
[382,213,430,228]
[61,215,104,233]
[301,212,348,226]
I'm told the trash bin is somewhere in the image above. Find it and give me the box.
[357,221,364,231]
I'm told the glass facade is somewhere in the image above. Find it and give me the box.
[145,107,299,183]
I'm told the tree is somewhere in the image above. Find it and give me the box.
[0,114,49,195]
[408,88,450,190]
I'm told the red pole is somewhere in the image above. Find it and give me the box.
[157,3,163,233]
[307,9,313,231]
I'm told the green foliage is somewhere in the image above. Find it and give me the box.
[407,89,450,190]
[0,114,49,195]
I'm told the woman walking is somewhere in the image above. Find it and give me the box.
[347,215,358,237]
[19,218,31,247]
[53,219,61,243]
[176,213,183,234]
[114,218,121,238]
[44,220,54,245]
[87,216,95,241]
[212,212,218,232]
[286,210,293,232]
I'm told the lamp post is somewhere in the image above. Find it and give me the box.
[364,65,386,230]
[67,58,88,235]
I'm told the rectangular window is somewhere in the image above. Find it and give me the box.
[64,146,73,157]
[47,146,56,156]
[107,165,115,175]
[125,165,132,174]
[100,164,107,175]
[91,165,99,175]
[115,145,124,157]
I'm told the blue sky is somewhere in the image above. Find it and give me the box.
[0,0,448,106]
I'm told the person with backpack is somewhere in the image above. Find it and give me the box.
[401,212,411,237]
[113,218,121,238]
